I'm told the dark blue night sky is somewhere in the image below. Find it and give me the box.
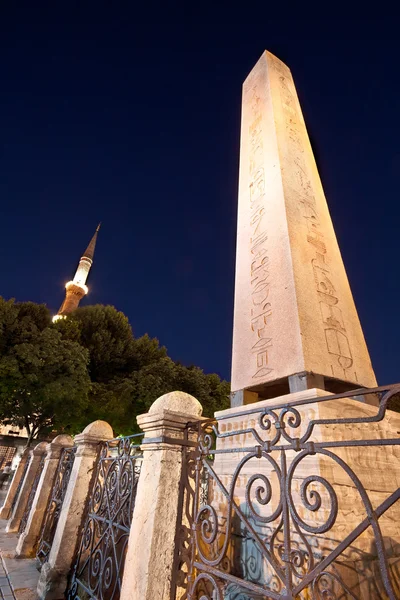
[1,8,398,385]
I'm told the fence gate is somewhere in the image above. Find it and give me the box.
[19,453,45,534]
[67,434,143,600]
[175,385,400,600]
[36,446,77,565]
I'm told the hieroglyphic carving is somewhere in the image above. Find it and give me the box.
[271,58,355,381]
[244,81,274,380]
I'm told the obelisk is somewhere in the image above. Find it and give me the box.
[231,51,376,404]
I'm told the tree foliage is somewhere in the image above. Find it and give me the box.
[58,305,167,382]
[76,358,230,435]
[0,299,230,441]
[62,305,230,434]
[0,298,90,443]
[62,305,229,435]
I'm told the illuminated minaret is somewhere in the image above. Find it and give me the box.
[54,224,100,320]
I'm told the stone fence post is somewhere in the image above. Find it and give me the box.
[0,446,31,520]
[37,420,113,600]
[120,391,203,600]
[15,434,74,558]
[6,441,48,533]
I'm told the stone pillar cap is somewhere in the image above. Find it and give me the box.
[75,420,114,445]
[50,434,74,447]
[32,441,48,455]
[149,391,202,418]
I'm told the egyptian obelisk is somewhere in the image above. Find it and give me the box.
[231,51,376,405]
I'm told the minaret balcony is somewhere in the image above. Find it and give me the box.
[65,281,88,295]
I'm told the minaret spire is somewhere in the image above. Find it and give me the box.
[53,224,101,321]
[83,223,101,261]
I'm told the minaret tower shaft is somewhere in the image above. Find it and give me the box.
[54,224,100,320]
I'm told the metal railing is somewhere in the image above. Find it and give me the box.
[67,434,144,600]
[19,453,45,534]
[176,384,400,600]
[36,446,77,565]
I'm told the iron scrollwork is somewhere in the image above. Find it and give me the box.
[36,446,77,565]
[179,384,400,600]
[67,434,143,600]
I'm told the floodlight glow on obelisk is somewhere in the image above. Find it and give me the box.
[231,51,376,404]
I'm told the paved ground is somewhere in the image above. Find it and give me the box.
[0,521,39,600]
[0,554,14,600]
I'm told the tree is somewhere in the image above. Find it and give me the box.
[59,305,167,382]
[55,305,230,435]
[0,299,230,441]
[0,298,91,444]
[77,357,230,435]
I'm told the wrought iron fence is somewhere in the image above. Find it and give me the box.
[11,454,30,513]
[176,384,400,600]
[67,434,143,600]
[36,446,77,565]
[19,453,46,534]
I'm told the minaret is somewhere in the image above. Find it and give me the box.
[53,224,100,321]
